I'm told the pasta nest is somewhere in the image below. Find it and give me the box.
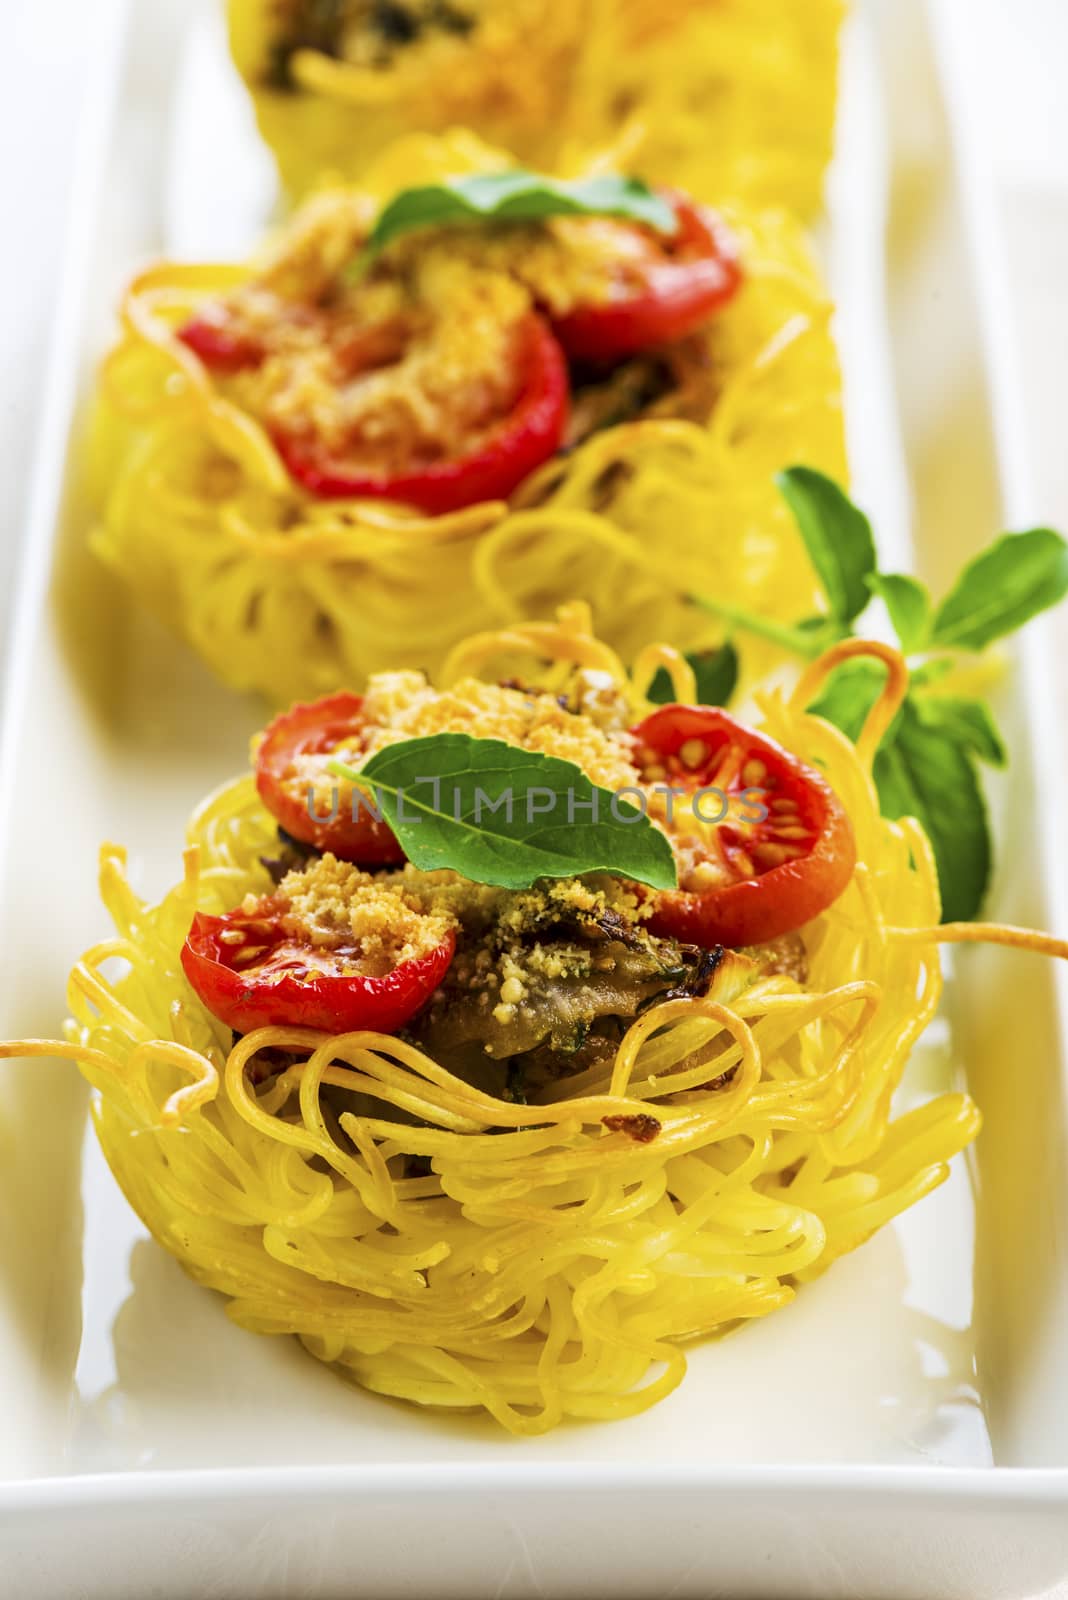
[89,130,844,705]
[228,0,844,216]
[20,611,979,1434]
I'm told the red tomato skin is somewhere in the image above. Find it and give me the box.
[255,692,404,865]
[646,841,854,948]
[551,197,743,364]
[272,314,569,514]
[634,705,856,949]
[178,314,265,373]
[181,906,455,1034]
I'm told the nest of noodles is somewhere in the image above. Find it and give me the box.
[227,0,844,217]
[35,616,979,1434]
[88,131,845,707]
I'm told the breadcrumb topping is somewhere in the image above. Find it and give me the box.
[277,853,457,977]
[262,255,530,467]
[186,187,690,477]
[389,214,665,317]
[270,670,637,828]
[262,849,795,1057]
[387,866,668,1046]
[360,673,639,790]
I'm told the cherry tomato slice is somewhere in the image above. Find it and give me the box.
[551,196,743,364]
[634,705,856,948]
[181,900,455,1034]
[179,308,266,374]
[270,313,568,514]
[255,692,404,866]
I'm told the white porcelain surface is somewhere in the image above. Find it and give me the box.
[0,0,1066,1594]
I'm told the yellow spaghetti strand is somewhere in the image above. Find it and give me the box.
[0,623,1008,1433]
[791,638,911,768]
[227,0,843,216]
[890,923,1068,961]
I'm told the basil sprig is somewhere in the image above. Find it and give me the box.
[648,642,738,708]
[694,467,1068,922]
[776,467,878,624]
[328,733,677,892]
[351,170,677,275]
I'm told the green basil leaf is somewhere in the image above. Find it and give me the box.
[929,527,1068,651]
[809,669,996,919]
[872,702,991,923]
[806,658,893,745]
[648,642,738,707]
[795,614,847,636]
[910,657,956,689]
[867,572,932,652]
[911,695,1007,768]
[330,733,677,891]
[776,467,878,623]
[356,171,677,270]
[690,593,831,660]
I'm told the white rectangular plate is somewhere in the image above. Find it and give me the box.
[1,0,1067,1593]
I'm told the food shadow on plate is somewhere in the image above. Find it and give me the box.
[62,1216,990,1472]
[0,1061,88,1456]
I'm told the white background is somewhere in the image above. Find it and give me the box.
[0,1,1066,1594]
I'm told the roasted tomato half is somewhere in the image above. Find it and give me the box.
[181,899,455,1034]
[550,195,743,364]
[255,692,404,865]
[181,297,567,515]
[270,312,567,514]
[634,706,856,948]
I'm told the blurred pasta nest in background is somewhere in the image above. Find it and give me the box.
[90,131,844,706]
[228,0,844,216]
[57,616,977,1434]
